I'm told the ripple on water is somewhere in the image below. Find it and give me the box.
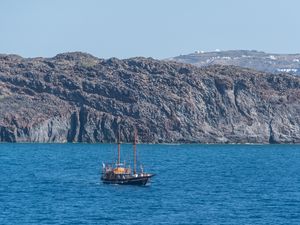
[0,144,300,224]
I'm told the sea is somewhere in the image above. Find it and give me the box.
[1,143,300,225]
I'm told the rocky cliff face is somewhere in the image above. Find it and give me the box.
[0,52,300,143]
[168,50,300,76]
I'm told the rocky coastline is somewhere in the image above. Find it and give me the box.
[0,52,299,143]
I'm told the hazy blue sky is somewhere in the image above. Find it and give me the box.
[0,0,299,59]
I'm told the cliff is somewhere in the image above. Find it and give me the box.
[0,52,300,143]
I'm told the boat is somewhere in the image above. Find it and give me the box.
[101,129,154,185]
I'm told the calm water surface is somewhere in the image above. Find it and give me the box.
[0,144,300,224]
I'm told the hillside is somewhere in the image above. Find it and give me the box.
[168,50,300,76]
[0,52,300,143]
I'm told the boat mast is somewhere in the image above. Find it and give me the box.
[118,127,121,165]
[133,129,137,174]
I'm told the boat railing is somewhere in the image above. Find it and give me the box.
[102,162,132,175]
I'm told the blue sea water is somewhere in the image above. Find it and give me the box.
[0,144,300,225]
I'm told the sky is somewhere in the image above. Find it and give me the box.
[0,0,299,59]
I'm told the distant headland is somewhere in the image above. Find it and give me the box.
[167,49,300,76]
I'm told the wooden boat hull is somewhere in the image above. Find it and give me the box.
[101,174,154,186]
